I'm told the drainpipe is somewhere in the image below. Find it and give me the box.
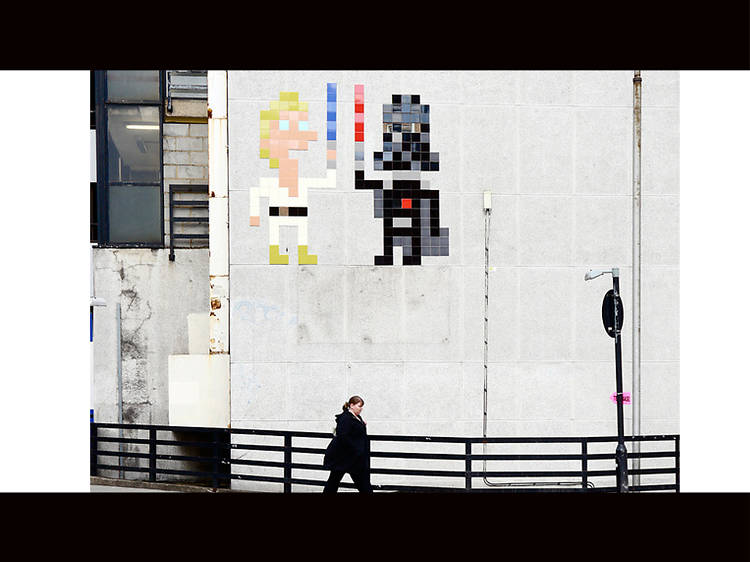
[632,70,642,489]
[207,70,231,427]
[116,302,123,479]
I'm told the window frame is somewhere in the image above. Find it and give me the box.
[94,70,165,248]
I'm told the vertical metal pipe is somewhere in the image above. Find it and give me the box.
[116,302,123,479]
[632,70,643,489]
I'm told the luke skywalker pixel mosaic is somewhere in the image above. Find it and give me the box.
[249,85,337,265]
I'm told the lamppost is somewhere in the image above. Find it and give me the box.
[585,267,629,493]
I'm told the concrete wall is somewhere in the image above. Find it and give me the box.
[226,70,679,491]
[91,248,209,478]
[92,249,209,424]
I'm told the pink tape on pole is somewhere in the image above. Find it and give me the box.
[609,392,632,404]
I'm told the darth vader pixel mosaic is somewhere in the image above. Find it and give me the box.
[354,86,449,266]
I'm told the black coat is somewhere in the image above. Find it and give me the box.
[323,410,370,474]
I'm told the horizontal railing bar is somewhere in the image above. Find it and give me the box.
[286,446,327,455]
[232,472,360,489]
[154,438,224,448]
[94,450,149,460]
[469,453,589,461]
[231,445,325,455]
[285,463,327,472]
[231,443,286,453]
[628,468,677,475]
[371,435,479,443]
[171,234,209,239]
[371,467,466,477]
[464,436,678,444]
[630,484,678,491]
[628,451,678,459]
[96,464,230,481]
[96,436,221,449]
[472,469,616,478]
[372,451,466,460]
[94,464,150,474]
[230,473,286,484]
[96,437,151,445]
[229,459,286,469]
[155,454,221,463]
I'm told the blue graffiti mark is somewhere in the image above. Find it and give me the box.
[233,300,298,326]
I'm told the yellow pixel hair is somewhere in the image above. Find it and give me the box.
[260,92,309,169]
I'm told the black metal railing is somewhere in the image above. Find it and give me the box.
[168,184,209,261]
[90,423,679,493]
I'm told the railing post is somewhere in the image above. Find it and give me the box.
[675,435,680,493]
[212,430,221,489]
[465,441,472,491]
[581,439,588,491]
[90,423,98,477]
[283,434,292,493]
[149,429,157,482]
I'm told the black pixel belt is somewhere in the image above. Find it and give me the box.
[269,206,308,217]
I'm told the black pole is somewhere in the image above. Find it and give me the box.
[612,271,629,492]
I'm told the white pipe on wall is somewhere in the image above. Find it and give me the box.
[116,302,123,479]
[632,70,643,489]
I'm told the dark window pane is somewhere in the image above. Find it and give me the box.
[90,182,98,243]
[106,70,160,102]
[108,185,162,244]
[107,106,160,183]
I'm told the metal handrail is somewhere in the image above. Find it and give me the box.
[90,423,679,493]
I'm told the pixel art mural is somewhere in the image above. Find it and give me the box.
[249,84,338,265]
[354,84,449,266]
[248,83,448,266]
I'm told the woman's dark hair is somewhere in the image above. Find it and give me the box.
[342,395,364,412]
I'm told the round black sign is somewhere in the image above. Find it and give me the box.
[602,290,624,338]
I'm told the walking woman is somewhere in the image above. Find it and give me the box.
[323,396,373,493]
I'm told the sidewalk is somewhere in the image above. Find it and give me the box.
[90,476,230,493]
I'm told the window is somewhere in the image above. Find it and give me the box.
[94,70,164,246]
[91,73,98,243]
